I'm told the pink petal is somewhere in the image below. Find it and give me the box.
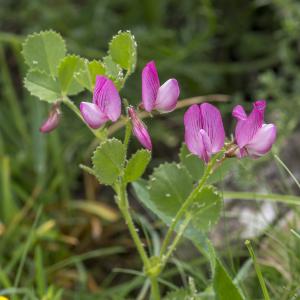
[199,103,225,153]
[199,129,213,163]
[93,76,121,122]
[235,100,266,148]
[184,104,202,155]
[184,105,213,162]
[40,105,61,133]
[142,61,160,112]
[128,107,152,150]
[80,102,109,129]
[155,79,180,113]
[246,123,276,158]
[232,105,247,120]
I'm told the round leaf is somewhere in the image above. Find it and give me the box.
[92,139,125,185]
[149,163,193,217]
[190,186,222,232]
[22,30,66,77]
[58,55,85,95]
[24,70,60,102]
[179,143,204,181]
[124,149,151,183]
[74,60,106,91]
[109,31,137,72]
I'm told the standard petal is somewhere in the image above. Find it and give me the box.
[232,105,247,120]
[184,104,202,155]
[200,103,225,153]
[93,76,121,122]
[246,123,276,158]
[80,102,108,129]
[93,75,108,105]
[155,79,180,113]
[142,61,160,112]
[128,107,152,150]
[235,100,266,148]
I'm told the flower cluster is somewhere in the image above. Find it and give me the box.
[184,100,277,162]
[40,60,276,162]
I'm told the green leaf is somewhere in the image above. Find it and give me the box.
[124,149,151,183]
[24,70,60,102]
[74,60,106,91]
[22,30,66,77]
[163,289,193,300]
[180,144,236,184]
[132,178,212,258]
[208,158,237,184]
[190,186,222,232]
[92,139,125,185]
[35,246,46,297]
[103,55,123,81]
[214,258,244,300]
[149,163,193,217]
[179,143,205,181]
[58,55,85,95]
[109,31,137,72]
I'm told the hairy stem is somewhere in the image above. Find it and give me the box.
[116,182,150,268]
[150,277,160,300]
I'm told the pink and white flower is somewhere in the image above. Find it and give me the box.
[40,103,61,133]
[142,61,180,113]
[184,103,225,163]
[128,107,152,150]
[80,76,121,129]
[232,100,276,158]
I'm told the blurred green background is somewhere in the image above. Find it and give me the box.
[1,0,300,299]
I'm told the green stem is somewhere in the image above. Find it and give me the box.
[116,182,150,268]
[159,155,219,258]
[123,119,132,153]
[150,277,160,300]
[245,240,270,300]
[162,213,192,264]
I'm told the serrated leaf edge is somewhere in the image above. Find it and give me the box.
[108,30,137,72]
[22,30,67,75]
[23,69,61,103]
[91,138,125,185]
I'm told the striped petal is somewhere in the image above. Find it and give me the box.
[142,61,160,112]
[184,104,221,163]
[128,107,152,150]
[234,100,266,148]
[93,75,121,122]
[200,103,225,153]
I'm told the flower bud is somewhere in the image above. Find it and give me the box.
[40,103,61,133]
[128,107,152,150]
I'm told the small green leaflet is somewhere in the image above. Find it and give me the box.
[124,149,151,183]
[109,31,137,72]
[22,30,66,77]
[92,139,125,185]
[24,70,61,103]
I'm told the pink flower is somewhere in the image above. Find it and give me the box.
[142,61,180,113]
[40,103,61,133]
[232,100,276,158]
[128,107,152,150]
[184,103,225,163]
[80,76,121,129]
